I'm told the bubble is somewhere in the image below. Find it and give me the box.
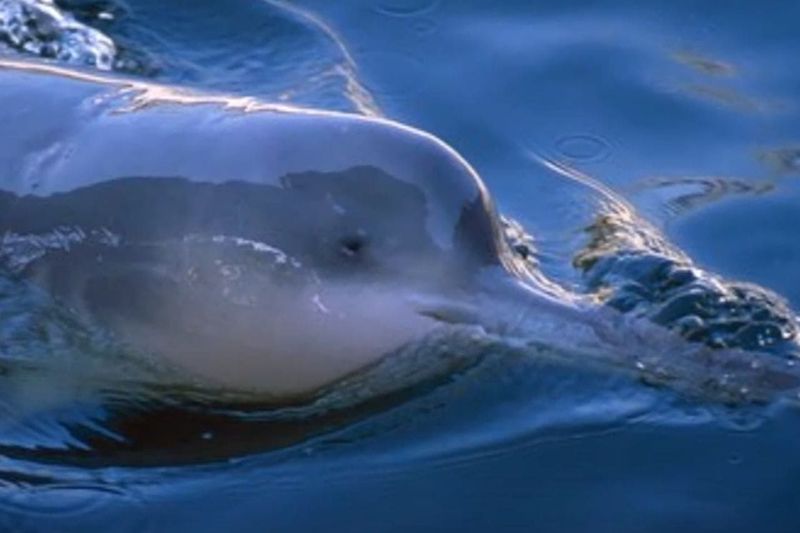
[374,0,439,17]
[675,315,704,334]
[554,134,612,162]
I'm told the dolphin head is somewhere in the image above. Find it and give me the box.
[0,66,582,398]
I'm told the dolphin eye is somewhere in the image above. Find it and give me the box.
[339,235,367,257]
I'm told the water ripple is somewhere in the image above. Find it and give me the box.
[630,175,772,217]
[555,134,612,162]
[758,145,800,175]
[374,0,440,18]
[0,478,150,533]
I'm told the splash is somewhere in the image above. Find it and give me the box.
[0,0,116,69]
[524,153,800,360]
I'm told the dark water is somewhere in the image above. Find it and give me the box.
[1,1,800,531]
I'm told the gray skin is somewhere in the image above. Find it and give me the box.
[0,59,598,398]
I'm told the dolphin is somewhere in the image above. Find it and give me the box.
[1,59,797,403]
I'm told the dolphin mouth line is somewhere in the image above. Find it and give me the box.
[414,297,483,326]
[407,274,602,349]
[464,275,800,404]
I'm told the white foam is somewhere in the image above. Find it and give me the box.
[0,0,116,70]
[0,226,87,272]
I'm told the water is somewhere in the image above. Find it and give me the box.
[1,0,800,531]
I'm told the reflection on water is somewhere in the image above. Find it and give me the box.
[629,175,773,217]
[681,83,771,113]
[672,50,737,77]
[759,145,800,175]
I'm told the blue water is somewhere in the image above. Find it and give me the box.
[2,1,800,531]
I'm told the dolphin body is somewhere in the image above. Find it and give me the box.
[0,59,604,398]
[1,59,796,404]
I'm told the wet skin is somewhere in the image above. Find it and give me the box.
[0,59,554,397]
[1,59,798,411]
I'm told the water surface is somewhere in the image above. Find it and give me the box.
[1,1,800,531]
